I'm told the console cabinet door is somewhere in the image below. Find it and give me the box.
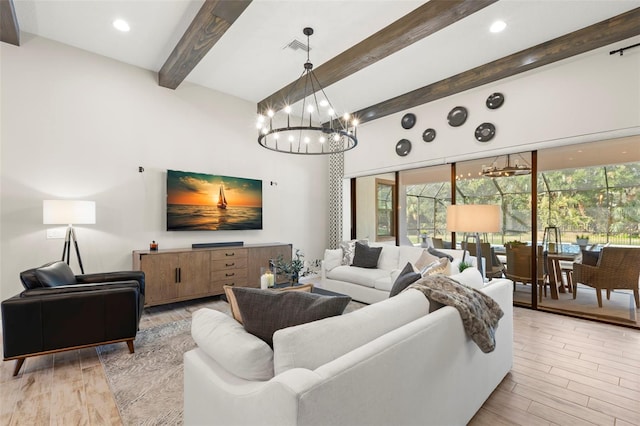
[140,253,179,306]
[177,251,211,299]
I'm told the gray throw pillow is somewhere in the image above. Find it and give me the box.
[351,242,382,268]
[428,247,454,262]
[389,262,421,297]
[232,287,351,347]
[581,250,600,266]
[34,261,76,287]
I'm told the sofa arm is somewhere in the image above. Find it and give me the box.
[2,285,139,359]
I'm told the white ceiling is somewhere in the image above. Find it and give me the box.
[12,0,640,117]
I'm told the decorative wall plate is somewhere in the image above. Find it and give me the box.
[395,139,412,156]
[401,113,416,129]
[447,106,467,127]
[422,128,436,142]
[475,123,496,142]
[486,92,505,109]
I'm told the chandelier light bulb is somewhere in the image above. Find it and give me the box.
[257,115,265,123]
[352,119,359,127]
[307,105,314,114]
[327,108,335,116]
[304,137,310,144]
[319,99,329,107]
[267,110,274,118]
[256,122,263,129]
[343,113,350,121]
[261,127,268,135]
[273,133,279,140]
[284,106,292,114]
[288,135,294,142]
[319,136,326,143]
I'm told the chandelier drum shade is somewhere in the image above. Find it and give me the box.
[482,154,531,177]
[256,27,358,155]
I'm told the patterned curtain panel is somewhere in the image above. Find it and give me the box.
[328,151,344,249]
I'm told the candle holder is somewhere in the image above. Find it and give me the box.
[260,266,275,289]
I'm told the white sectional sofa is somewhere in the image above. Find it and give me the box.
[320,242,478,304]
[184,269,513,426]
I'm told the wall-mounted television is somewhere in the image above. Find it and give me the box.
[167,169,263,231]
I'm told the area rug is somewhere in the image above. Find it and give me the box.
[98,298,365,425]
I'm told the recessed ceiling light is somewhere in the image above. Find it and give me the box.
[113,19,130,32]
[490,20,506,33]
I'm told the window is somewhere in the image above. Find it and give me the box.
[376,179,395,241]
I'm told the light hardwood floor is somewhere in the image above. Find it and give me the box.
[1,300,639,425]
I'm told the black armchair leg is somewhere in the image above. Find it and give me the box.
[13,358,25,376]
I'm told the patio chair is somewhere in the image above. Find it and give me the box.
[572,247,640,308]
[466,242,505,280]
[505,245,546,301]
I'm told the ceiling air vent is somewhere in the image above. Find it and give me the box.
[284,39,310,52]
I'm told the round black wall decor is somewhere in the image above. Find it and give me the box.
[447,106,468,127]
[475,123,496,142]
[401,113,416,129]
[395,139,412,156]
[422,128,436,142]
[486,92,505,109]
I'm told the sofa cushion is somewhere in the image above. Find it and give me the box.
[428,247,454,262]
[273,288,430,375]
[369,243,400,271]
[232,287,351,347]
[422,257,450,276]
[326,265,389,288]
[35,261,77,287]
[191,308,274,381]
[390,262,422,297]
[581,250,600,266]
[324,249,343,272]
[373,275,394,292]
[351,242,383,268]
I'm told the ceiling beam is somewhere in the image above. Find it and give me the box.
[159,0,252,90]
[0,0,20,46]
[353,7,640,125]
[257,0,498,114]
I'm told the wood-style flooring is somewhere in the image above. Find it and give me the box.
[1,298,639,425]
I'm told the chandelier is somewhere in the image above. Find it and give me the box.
[256,27,358,155]
[481,154,531,177]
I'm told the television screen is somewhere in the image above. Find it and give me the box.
[166,169,263,231]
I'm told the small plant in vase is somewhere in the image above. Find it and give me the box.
[275,249,305,284]
[576,234,589,247]
[458,261,472,273]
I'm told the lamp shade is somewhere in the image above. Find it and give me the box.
[43,200,96,225]
[446,204,500,233]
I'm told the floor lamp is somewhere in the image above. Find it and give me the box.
[43,200,96,274]
[446,204,501,278]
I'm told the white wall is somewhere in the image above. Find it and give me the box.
[345,36,640,178]
[0,35,329,300]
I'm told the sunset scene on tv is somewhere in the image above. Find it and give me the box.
[166,170,262,231]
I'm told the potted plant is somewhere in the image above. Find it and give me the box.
[504,240,526,249]
[458,261,472,273]
[576,234,589,247]
[275,249,305,284]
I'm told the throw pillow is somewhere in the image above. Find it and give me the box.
[351,242,383,268]
[232,287,351,347]
[428,247,454,262]
[34,261,76,287]
[339,239,367,265]
[421,257,450,276]
[389,262,421,297]
[323,248,343,272]
[191,308,274,381]
[414,249,440,271]
[581,250,600,266]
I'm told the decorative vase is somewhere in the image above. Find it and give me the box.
[576,238,589,247]
[290,271,299,284]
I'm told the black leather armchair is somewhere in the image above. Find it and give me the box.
[2,261,145,376]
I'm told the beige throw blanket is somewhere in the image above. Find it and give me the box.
[408,275,504,353]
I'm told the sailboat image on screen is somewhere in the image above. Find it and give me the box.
[217,184,227,209]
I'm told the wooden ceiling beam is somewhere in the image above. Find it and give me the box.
[353,7,640,125]
[0,0,20,46]
[257,0,498,114]
[159,0,252,90]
